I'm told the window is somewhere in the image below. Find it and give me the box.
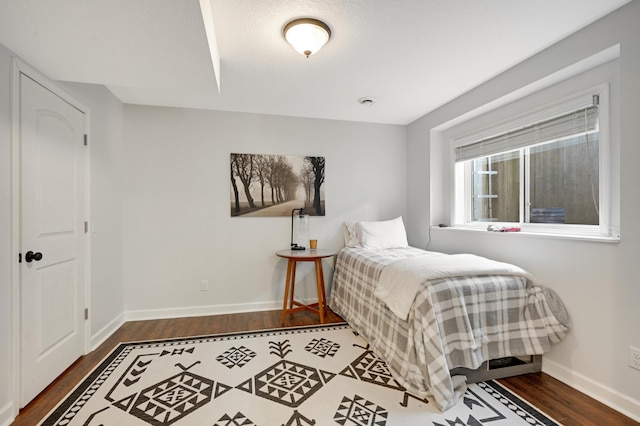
[451,86,615,239]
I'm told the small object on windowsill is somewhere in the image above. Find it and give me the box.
[501,227,521,232]
[487,225,521,232]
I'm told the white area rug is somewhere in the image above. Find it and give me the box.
[40,323,560,425]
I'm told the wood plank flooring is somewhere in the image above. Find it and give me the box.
[12,309,638,425]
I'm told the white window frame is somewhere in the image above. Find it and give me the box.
[448,71,618,240]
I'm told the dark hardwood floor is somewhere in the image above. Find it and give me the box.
[13,309,638,425]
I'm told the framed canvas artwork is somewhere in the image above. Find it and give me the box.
[230,153,325,217]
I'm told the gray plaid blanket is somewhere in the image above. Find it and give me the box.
[329,247,569,411]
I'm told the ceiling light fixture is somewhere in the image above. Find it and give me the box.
[283,18,331,58]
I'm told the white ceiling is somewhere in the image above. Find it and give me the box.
[0,0,631,125]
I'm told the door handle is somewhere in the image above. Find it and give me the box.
[25,251,43,263]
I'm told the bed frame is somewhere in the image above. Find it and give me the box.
[451,355,542,383]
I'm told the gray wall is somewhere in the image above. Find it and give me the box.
[121,106,407,317]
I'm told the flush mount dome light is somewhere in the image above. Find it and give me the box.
[283,18,331,58]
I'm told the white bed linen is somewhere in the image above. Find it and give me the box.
[375,253,538,320]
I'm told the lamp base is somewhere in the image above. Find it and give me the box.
[291,245,306,251]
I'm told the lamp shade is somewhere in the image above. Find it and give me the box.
[283,18,331,58]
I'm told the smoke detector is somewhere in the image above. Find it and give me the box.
[358,97,376,107]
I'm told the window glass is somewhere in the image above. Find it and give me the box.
[472,151,519,222]
[529,133,599,225]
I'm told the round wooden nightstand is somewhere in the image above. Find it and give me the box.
[276,249,335,325]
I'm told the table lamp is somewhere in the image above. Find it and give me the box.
[290,208,309,250]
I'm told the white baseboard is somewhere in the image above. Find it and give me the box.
[88,301,285,352]
[88,301,287,354]
[543,358,640,422]
[0,402,15,426]
[90,312,126,351]
[88,300,317,354]
[123,301,282,322]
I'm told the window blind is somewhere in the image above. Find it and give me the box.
[455,105,599,162]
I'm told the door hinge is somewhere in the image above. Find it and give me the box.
[84,221,89,233]
[593,94,600,106]
[84,134,88,146]
[84,308,89,320]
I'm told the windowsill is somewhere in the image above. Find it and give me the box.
[431,225,621,243]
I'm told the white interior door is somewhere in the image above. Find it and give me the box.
[19,73,87,407]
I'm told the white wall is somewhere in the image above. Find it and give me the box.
[57,82,126,348]
[407,1,640,420]
[0,43,15,426]
[122,105,407,317]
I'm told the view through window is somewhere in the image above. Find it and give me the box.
[458,103,600,226]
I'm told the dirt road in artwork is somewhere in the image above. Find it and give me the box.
[241,200,306,217]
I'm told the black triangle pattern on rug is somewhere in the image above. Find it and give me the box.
[112,393,136,412]
[305,337,340,358]
[253,359,323,407]
[334,394,388,425]
[340,349,405,392]
[39,323,561,426]
[282,409,317,426]
[128,371,215,425]
[216,345,257,369]
[213,411,255,426]
[319,369,336,384]
[339,364,358,380]
[236,378,253,394]
[215,382,233,398]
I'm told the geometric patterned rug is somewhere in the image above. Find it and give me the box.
[39,323,561,425]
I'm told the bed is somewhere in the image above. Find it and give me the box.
[329,218,569,411]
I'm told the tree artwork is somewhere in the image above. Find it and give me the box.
[230,153,326,217]
[231,154,256,210]
[305,156,325,216]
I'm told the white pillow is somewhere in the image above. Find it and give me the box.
[343,222,362,247]
[358,216,408,250]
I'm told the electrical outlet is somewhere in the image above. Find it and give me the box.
[201,280,209,292]
[630,346,640,371]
